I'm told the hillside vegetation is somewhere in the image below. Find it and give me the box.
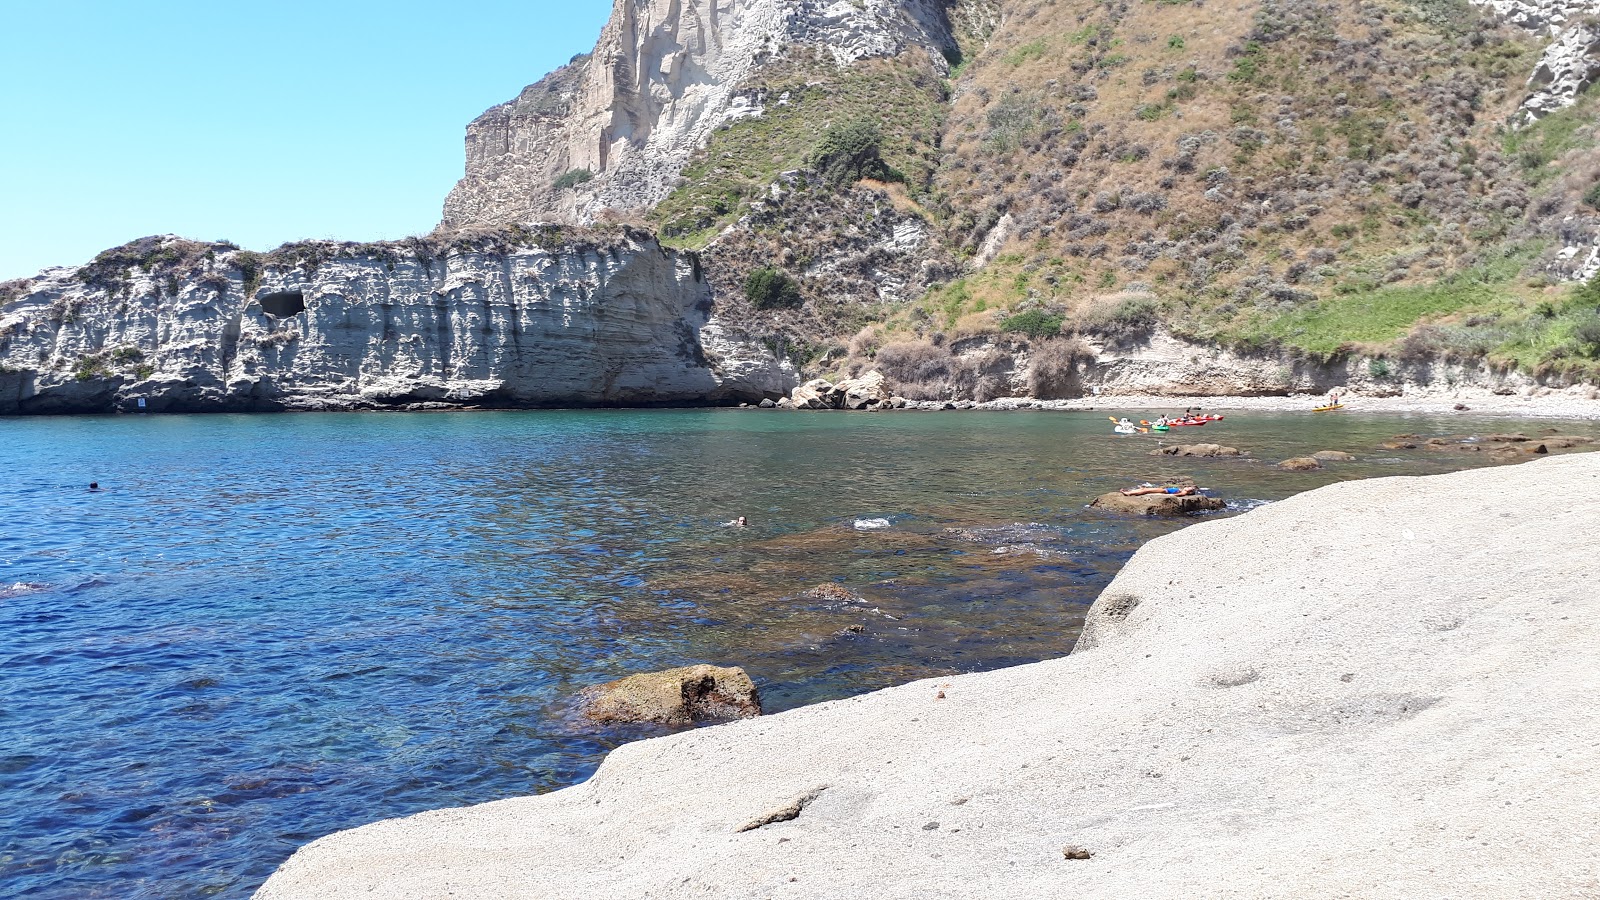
[653,0,1600,386]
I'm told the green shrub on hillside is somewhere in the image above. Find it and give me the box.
[810,118,899,187]
[1000,309,1065,337]
[744,268,803,309]
[553,168,594,190]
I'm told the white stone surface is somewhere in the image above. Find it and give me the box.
[255,454,1600,899]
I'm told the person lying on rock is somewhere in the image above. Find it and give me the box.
[1119,484,1199,497]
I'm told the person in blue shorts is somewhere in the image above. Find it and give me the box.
[1119,484,1198,497]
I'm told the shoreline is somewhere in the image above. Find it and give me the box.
[9,387,1600,420]
[1011,389,1600,419]
[254,455,1600,898]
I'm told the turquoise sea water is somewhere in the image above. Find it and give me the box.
[2,408,1594,898]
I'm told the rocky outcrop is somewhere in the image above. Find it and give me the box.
[584,664,762,726]
[1147,443,1245,458]
[786,371,895,410]
[0,233,794,414]
[1276,457,1323,471]
[254,455,1600,900]
[441,0,962,228]
[1089,483,1226,516]
[1477,0,1600,125]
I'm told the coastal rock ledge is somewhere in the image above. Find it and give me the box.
[256,455,1600,899]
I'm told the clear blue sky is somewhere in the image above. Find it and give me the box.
[0,1,612,280]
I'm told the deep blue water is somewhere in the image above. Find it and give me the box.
[2,408,1592,898]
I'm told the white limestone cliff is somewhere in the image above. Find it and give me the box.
[1477,0,1600,125]
[0,233,794,414]
[440,0,962,229]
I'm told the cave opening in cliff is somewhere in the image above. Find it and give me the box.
[260,290,306,318]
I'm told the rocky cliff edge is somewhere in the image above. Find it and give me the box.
[0,230,794,414]
[254,453,1600,899]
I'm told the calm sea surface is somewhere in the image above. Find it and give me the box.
[2,408,1594,898]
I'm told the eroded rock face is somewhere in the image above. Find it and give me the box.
[441,0,961,228]
[0,233,795,414]
[786,371,892,410]
[584,664,762,726]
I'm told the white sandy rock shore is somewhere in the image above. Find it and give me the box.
[256,454,1600,899]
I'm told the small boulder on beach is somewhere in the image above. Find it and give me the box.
[584,665,762,726]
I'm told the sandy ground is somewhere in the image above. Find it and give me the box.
[255,455,1600,900]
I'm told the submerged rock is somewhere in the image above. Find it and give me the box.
[584,665,761,726]
[1148,443,1246,458]
[1276,457,1323,471]
[803,583,861,603]
[1311,450,1356,461]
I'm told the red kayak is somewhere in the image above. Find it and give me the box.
[1169,419,1207,426]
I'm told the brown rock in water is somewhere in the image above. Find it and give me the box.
[1381,441,1418,450]
[585,665,761,726]
[805,583,861,603]
[1148,443,1246,458]
[1454,403,1470,411]
[1277,457,1323,471]
[1543,436,1595,449]
[1484,433,1530,443]
[1090,484,1226,517]
[1311,450,1356,461]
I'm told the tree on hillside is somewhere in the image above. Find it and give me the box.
[744,267,803,309]
[809,118,901,187]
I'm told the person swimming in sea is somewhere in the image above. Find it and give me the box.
[89,482,100,492]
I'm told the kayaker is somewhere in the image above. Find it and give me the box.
[1154,415,1170,427]
[1117,417,1134,429]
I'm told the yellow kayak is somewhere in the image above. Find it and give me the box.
[1313,403,1345,412]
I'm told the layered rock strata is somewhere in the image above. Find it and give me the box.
[441,0,962,228]
[0,233,793,414]
[254,454,1600,899]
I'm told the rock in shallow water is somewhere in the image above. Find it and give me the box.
[1277,457,1323,471]
[1148,443,1246,458]
[584,665,761,726]
[1089,489,1225,517]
